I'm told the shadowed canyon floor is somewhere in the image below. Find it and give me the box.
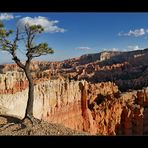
[0,48,148,135]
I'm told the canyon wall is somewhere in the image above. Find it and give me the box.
[0,71,85,131]
[0,71,119,134]
[0,71,148,135]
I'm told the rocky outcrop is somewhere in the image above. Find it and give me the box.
[85,87,148,135]
[120,105,144,135]
[100,51,121,61]
[117,88,148,135]
[0,71,28,94]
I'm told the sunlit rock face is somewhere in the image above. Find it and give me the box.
[0,71,119,134]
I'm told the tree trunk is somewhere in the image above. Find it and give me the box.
[24,69,34,118]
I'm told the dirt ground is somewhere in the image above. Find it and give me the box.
[0,116,89,136]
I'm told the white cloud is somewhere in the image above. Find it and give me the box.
[17,16,66,33]
[0,13,14,20]
[128,45,141,51]
[0,13,22,21]
[76,47,92,50]
[102,48,119,51]
[118,28,146,37]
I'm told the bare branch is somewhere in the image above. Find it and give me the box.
[10,28,25,69]
[30,34,35,45]
[12,56,25,69]
[14,28,19,44]
[25,25,29,36]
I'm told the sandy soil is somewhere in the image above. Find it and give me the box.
[0,116,89,136]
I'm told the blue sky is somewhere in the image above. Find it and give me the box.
[0,12,148,64]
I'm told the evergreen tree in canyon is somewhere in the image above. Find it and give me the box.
[0,21,54,123]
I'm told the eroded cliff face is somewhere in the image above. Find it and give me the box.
[34,79,85,131]
[1,70,148,135]
[0,71,121,134]
[0,71,28,94]
[0,72,84,130]
[0,71,83,130]
[119,88,148,135]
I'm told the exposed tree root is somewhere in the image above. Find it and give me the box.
[0,122,15,131]
[23,114,41,126]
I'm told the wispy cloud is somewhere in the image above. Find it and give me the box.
[102,46,143,52]
[102,48,119,51]
[15,15,21,18]
[17,16,66,33]
[0,13,14,20]
[118,28,146,37]
[0,13,22,21]
[128,45,141,51]
[76,47,92,50]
